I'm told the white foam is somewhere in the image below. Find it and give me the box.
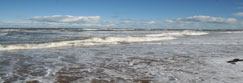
[146,30,208,37]
[0,36,175,50]
[0,33,7,36]
[142,42,242,45]
[0,29,20,32]
[222,31,243,33]
[0,31,209,50]
[81,28,132,31]
[81,28,100,31]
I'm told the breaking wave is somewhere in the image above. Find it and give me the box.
[0,30,209,50]
[146,30,208,37]
[0,36,175,50]
[222,31,243,33]
[0,33,7,36]
[142,42,242,45]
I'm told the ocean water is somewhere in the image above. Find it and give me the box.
[0,29,243,83]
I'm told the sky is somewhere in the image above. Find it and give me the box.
[0,0,243,29]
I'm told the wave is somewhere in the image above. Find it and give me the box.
[0,36,175,50]
[222,31,243,33]
[0,33,7,36]
[142,42,242,45]
[0,30,209,50]
[81,28,134,31]
[146,30,208,37]
[0,29,21,32]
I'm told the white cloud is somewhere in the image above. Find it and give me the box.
[22,15,115,27]
[233,12,243,17]
[29,15,100,23]
[0,15,116,28]
[1,15,242,29]
[122,20,134,24]
[146,21,156,24]
[165,15,237,24]
[165,19,175,23]
[119,19,136,25]
[0,21,116,28]
[120,20,157,25]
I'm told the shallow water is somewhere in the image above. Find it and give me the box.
[0,29,243,83]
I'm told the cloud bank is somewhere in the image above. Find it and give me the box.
[146,21,156,24]
[26,15,115,26]
[0,15,242,29]
[165,16,237,24]
[29,15,100,23]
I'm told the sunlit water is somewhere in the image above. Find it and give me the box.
[0,29,243,83]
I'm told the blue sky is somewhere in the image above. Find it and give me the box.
[0,0,243,29]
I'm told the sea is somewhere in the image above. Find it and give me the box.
[0,28,243,83]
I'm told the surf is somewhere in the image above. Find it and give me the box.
[0,36,175,50]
